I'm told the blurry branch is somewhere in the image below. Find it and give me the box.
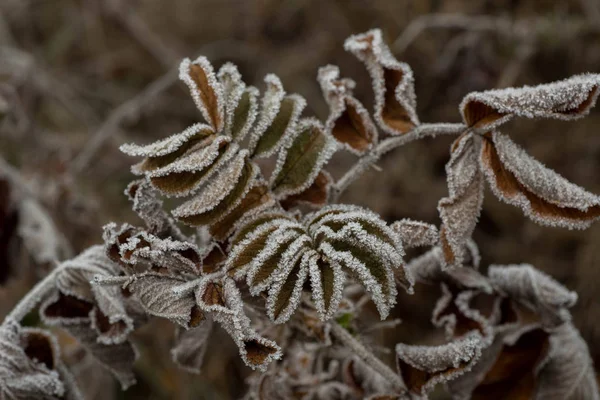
[70,66,179,174]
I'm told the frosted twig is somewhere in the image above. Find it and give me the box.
[4,265,64,323]
[332,123,465,200]
[329,322,406,391]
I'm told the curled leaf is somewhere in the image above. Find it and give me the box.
[395,332,483,396]
[171,318,213,374]
[318,64,377,154]
[488,264,577,327]
[270,118,337,198]
[480,131,600,229]
[438,133,484,267]
[179,56,224,131]
[461,73,600,131]
[345,28,419,135]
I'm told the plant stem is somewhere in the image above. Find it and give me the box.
[332,122,465,201]
[4,266,62,324]
[329,321,406,392]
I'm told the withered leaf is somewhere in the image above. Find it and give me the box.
[248,74,306,158]
[179,56,224,131]
[173,154,260,227]
[461,73,600,131]
[432,286,492,340]
[438,133,484,267]
[488,264,577,327]
[390,219,438,249]
[280,170,333,210]
[318,64,377,154]
[480,131,600,229]
[395,332,483,396]
[270,118,337,199]
[171,318,213,374]
[345,29,419,135]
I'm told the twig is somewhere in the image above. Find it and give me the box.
[329,322,406,392]
[70,66,178,174]
[332,123,465,201]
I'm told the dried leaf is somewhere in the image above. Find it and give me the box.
[173,154,260,226]
[438,133,484,267]
[461,73,600,131]
[488,264,577,327]
[248,74,306,158]
[125,273,201,328]
[535,323,599,400]
[179,56,224,131]
[345,29,419,135]
[318,64,377,154]
[281,170,333,210]
[120,123,214,175]
[480,131,600,229]
[390,219,438,249]
[270,118,337,198]
[432,286,492,340]
[171,318,213,374]
[395,332,483,396]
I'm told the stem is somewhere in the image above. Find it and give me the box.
[333,123,465,201]
[329,322,406,392]
[4,266,62,324]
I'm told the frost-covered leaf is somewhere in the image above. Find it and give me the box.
[247,74,306,158]
[461,73,600,131]
[438,133,484,267]
[179,56,224,131]
[345,29,419,135]
[488,264,577,327]
[318,65,377,154]
[390,219,438,249]
[480,131,600,229]
[432,286,492,340]
[171,318,213,374]
[342,357,395,396]
[125,273,203,328]
[280,170,333,210]
[120,123,214,175]
[173,153,260,227]
[395,332,483,396]
[535,323,599,400]
[0,320,67,400]
[270,118,337,198]
[147,136,233,197]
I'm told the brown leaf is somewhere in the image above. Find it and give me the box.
[180,56,224,131]
[480,132,600,229]
[345,29,419,135]
[390,219,438,249]
[438,133,484,267]
[280,170,333,210]
[171,319,213,374]
[461,73,600,131]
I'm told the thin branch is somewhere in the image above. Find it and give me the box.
[332,123,465,201]
[329,322,406,392]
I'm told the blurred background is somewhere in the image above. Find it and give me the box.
[1,0,600,398]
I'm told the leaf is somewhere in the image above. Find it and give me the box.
[280,170,333,210]
[308,253,345,321]
[147,136,233,197]
[488,264,577,327]
[345,29,419,135]
[270,118,337,198]
[438,133,484,267]
[120,123,214,175]
[247,74,306,158]
[179,56,224,131]
[461,73,600,131]
[535,323,599,400]
[0,321,66,400]
[318,64,377,154]
[209,182,276,241]
[390,219,438,249]
[125,273,202,328]
[480,131,600,229]
[432,286,492,340]
[173,154,260,226]
[171,318,213,374]
[395,332,484,396]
